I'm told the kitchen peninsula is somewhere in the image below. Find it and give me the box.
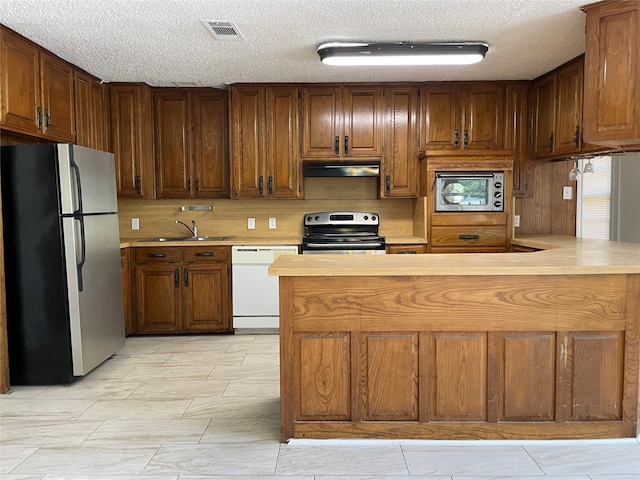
[269,236,640,441]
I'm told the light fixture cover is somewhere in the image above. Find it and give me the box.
[317,42,489,66]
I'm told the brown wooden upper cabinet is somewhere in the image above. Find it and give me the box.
[532,56,600,160]
[74,70,107,150]
[504,82,532,197]
[154,89,228,199]
[301,85,384,159]
[0,26,75,142]
[420,83,505,153]
[582,0,640,149]
[382,85,419,198]
[109,83,155,198]
[229,84,301,198]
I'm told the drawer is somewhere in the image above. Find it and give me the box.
[134,247,181,263]
[182,246,229,263]
[430,246,507,254]
[431,212,507,227]
[430,226,507,247]
[387,244,427,254]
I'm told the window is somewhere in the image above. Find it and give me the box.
[576,156,612,240]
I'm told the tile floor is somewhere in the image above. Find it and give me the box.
[1,333,639,479]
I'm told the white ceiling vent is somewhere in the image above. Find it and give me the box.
[202,21,244,41]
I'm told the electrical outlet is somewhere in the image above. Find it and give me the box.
[514,215,520,228]
[269,217,276,229]
[247,217,256,230]
[131,218,140,230]
[563,186,573,200]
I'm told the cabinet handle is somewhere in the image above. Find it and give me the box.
[135,176,142,195]
[174,268,180,287]
[459,234,480,240]
[385,175,391,194]
[548,132,554,152]
[268,175,273,195]
[187,178,191,192]
[36,106,43,130]
[574,125,580,148]
[184,267,189,287]
[147,252,167,258]
[335,136,340,154]
[195,179,199,192]
[44,108,50,132]
[194,251,214,257]
[344,135,349,154]
[580,128,585,148]
[259,176,264,195]
[453,129,459,148]
[463,130,468,149]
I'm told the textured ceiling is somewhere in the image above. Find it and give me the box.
[0,0,588,87]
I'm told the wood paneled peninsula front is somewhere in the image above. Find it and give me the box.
[269,236,640,442]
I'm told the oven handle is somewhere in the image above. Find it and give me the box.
[435,172,495,178]
[304,242,385,249]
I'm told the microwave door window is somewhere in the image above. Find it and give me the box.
[443,179,488,206]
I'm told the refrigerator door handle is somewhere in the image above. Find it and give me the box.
[69,154,83,215]
[75,217,87,292]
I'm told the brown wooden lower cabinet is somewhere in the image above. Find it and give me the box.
[386,244,426,254]
[279,273,639,441]
[133,246,231,334]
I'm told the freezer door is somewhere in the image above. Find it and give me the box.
[57,144,118,215]
[63,214,125,376]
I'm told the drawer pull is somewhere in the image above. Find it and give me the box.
[398,250,417,254]
[147,252,167,258]
[194,252,214,257]
[459,234,480,240]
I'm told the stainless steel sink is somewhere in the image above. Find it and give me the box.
[149,236,230,242]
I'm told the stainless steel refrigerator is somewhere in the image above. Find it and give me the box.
[1,143,125,385]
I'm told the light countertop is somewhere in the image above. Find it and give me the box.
[120,236,426,248]
[268,235,640,276]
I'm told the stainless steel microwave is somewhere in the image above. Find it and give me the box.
[434,171,504,212]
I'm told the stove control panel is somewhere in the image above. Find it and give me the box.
[304,211,379,226]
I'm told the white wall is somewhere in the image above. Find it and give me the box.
[612,152,640,244]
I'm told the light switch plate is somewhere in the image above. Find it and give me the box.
[247,217,256,230]
[563,186,573,200]
[269,217,276,229]
[131,218,140,230]
[514,215,520,228]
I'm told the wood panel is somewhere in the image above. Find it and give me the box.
[420,84,459,151]
[426,332,487,421]
[464,83,504,150]
[40,52,75,141]
[183,263,229,332]
[494,332,556,421]
[358,332,418,421]
[505,82,532,197]
[295,333,351,420]
[290,275,628,332]
[134,265,180,333]
[342,86,384,157]
[569,332,624,420]
[301,86,340,158]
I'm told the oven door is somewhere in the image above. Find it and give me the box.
[302,241,386,255]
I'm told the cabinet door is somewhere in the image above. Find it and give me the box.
[382,85,418,198]
[91,79,107,151]
[154,90,192,198]
[230,85,266,197]
[301,86,341,158]
[0,28,41,135]
[420,84,461,151]
[183,263,230,332]
[532,73,557,159]
[342,86,384,157]
[74,71,106,150]
[555,59,584,156]
[505,83,532,197]
[266,85,301,198]
[110,84,154,198]
[583,1,640,147]
[40,52,75,142]
[120,248,133,336]
[192,91,229,198]
[463,83,504,150]
[135,264,181,333]
[74,71,93,147]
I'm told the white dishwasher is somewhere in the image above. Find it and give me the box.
[231,245,299,333]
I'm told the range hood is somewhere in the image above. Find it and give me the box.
[303,160,380,177]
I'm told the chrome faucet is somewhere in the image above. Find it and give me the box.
[176,219,198,237]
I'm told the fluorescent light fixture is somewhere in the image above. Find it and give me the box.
[317,42,489,66]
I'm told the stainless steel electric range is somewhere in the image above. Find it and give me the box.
[302,211,386,255]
